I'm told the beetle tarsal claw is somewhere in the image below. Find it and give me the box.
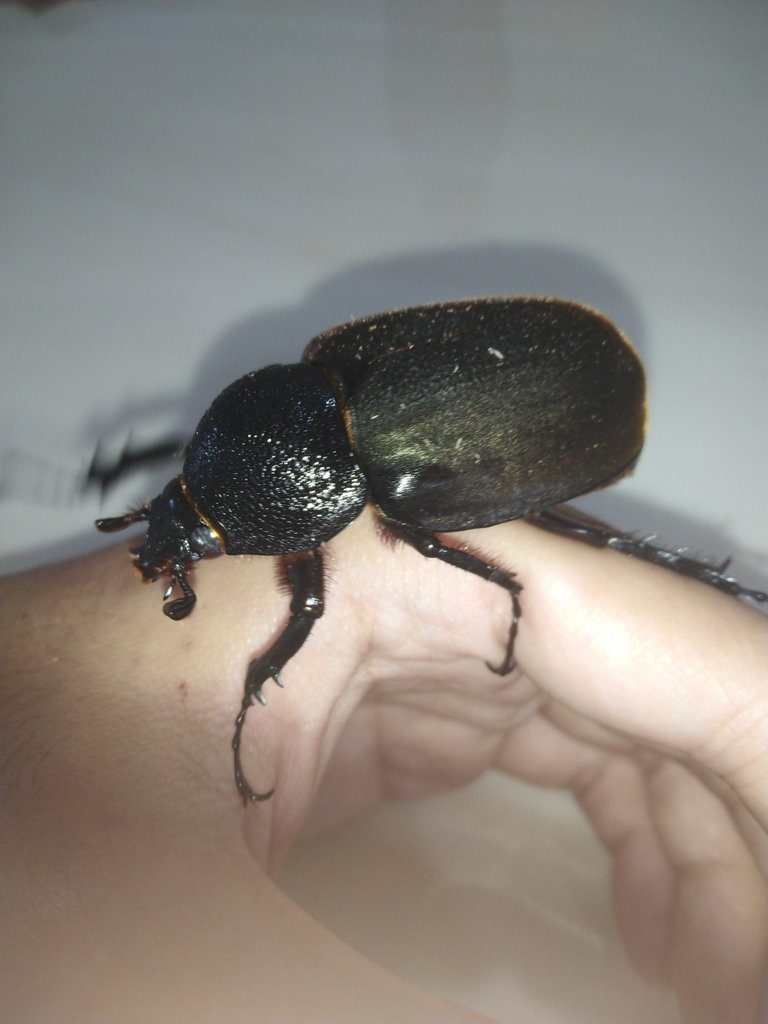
[246,787,275,804]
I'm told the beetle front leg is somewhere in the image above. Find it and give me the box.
[95,507,151,532]
[529,505,768,603]
[381,520,522,676]
[233,548,325,804]
[162,566,197,620]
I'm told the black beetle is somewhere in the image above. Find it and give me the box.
[95,297,767,803]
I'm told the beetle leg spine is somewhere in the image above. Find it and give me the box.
[530,505,768,603]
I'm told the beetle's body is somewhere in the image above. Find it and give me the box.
[95,297,765,803]
[182,298,645,552]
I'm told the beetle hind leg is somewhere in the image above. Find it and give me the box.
[529,505,768,602]
[233,548,325,804]
[381,520,522,676]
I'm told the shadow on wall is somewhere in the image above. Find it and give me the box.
[83,241,649,444]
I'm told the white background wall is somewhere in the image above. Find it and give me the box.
[1,3,764,1020]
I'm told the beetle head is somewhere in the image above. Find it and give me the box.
[129,476,222,582]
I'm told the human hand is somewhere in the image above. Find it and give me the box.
[2,508,765,1022]
[292,511,767,1023]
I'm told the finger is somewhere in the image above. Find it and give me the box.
[499,714,768,1012]
[659,756,768,885]
[493,702,612,787]
[494,715,676,985]
[473,520,768,829]
[646,758,767,1024]
[501,693,768,882]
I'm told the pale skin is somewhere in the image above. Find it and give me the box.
[1,509,766,1023]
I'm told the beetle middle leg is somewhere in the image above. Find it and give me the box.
[529,504,768,603]
[233,548,325,804]
[381,520,522,676]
